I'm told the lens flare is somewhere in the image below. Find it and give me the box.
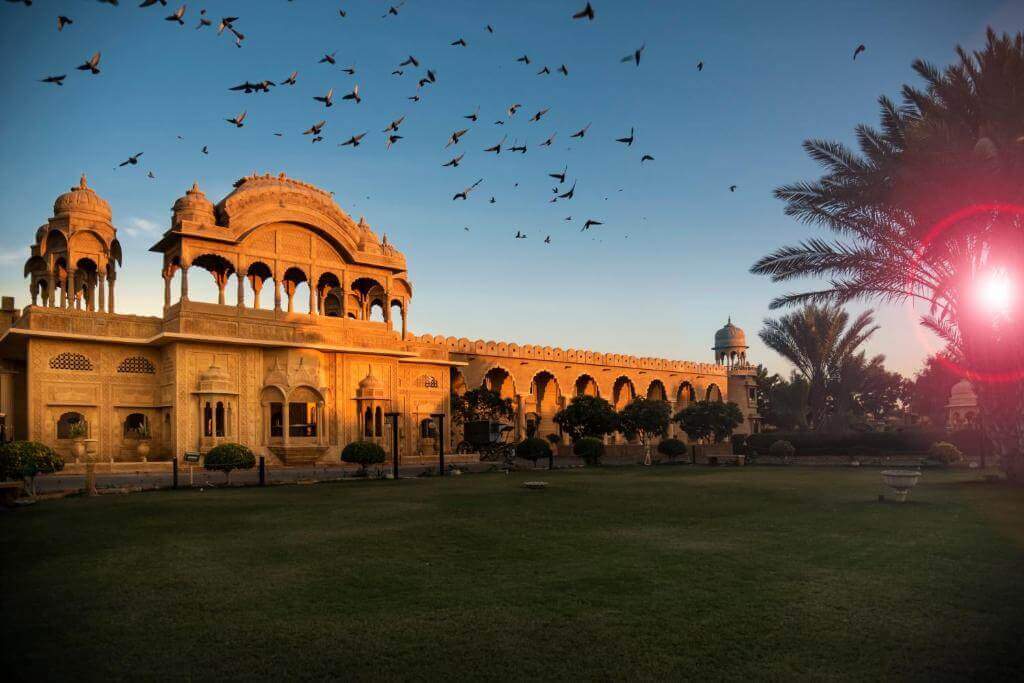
[977,270,1014,315]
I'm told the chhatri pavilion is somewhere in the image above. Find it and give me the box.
[0,173,760,465]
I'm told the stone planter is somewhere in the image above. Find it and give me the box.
[882,470,921,502]
[136,439,151,460]
[71,438,86,461]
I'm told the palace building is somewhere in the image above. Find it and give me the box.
[0,173,759,465]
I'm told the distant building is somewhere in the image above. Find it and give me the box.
[945,379,979,431]
[0,173,760,464]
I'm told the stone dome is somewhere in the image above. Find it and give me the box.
[947,379,977,408]
[173,182,216,224]
[356,366,387,399]
[53,175,112,221]
[197,363,233,394]
[714,318,747,349]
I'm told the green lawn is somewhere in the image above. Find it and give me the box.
[2,467,1022,680]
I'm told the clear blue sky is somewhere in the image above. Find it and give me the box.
[1,0,1020,377]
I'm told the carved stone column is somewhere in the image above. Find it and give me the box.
[108,277,115,314]
[180,265,189,302]
[163,270,172,309]
[273,278,282,311]
[236,271,245,308]
[97,272,106,313]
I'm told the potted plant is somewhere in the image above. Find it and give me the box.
[135,420,152,460]
[68,421,88,460]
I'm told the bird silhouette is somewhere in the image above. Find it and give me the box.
[338,8,346,18]
[399,55,419,67]
[530,108,550,122]
[139,1,168,7]
[418,70,437,87]
[450,38,467,47]
[549,167,567,184]
[544,235,551,243]
[118,152,144,167]
[386,134,402,150]
[582,219,603,231]
[507,103,522,117]
[453,178,483,201]
[516,55,530,65]
[558,181,576,200]
[697,60,704,71]
[621,43,646,67]
[392,69,403,76]
[615,127,635,146]
[514,231,527,239]
[319,51,337,65]
[40,75,66,86]
[383,116,405,133]
[303,120,326,136]
[442,153,465,167]
[489,197,496,204]
[342,84,360,103]
[313,88,334,107]
[282,71,297,85]
[201,145,209,155]
[570,123,591,138]
[339,132,367,147]
[383,2,405,18]
[729,185,737,192]
[229,80,273,93]
[165,5,186,25]
[196,9,211,28]
[408,95,420,102]
[225,110,246,127]
[464,107,479,122]
[484,136,506,154]
[485,24,494,33]
[446,129,469,147]
[573,2,595,20]
[342,65,356,75]
[509,142,527,154]
[540,133,556,147]
[537,66,550,75]
[640,154,654,163]
[57,16,73,31]
[77,52,101,75]
[853,44,866,60]
[147,171,156,179]
[558,64,569,76]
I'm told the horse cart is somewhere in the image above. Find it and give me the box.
[456,420,516,465]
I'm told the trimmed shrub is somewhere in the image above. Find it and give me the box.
[573,436,604,465]
[545,433,562,445]
[746,429,942,456]
[731,434,748,455]
[342,441,387,473]
[516,437,552,463]
[929,441,963,465]
[769,440,796,457]
[204,443,256,483]
[0,441,63,496]
[657,438,688,460]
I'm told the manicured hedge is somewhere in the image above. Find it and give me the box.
[516,437,552,462]
[745,429,945,456]
[656,438,688,459]
[573,436,604,465]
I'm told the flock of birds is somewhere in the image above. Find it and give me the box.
[15,0,870,244]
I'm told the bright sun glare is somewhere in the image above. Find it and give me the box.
[977,270,1015,315]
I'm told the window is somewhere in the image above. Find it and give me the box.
[420,418,437,439]
[374,407,383,437]
[124,413,148,438]
[215,402,225,437]
[203,403,213,437]
[50,352,92,371]
[421,375,439,389]
[748,387,757,403]
[364,407,373,438]
[118,356,156,374]
[270,402,283,438]
[289,402,317,438]
[57,412,86,439]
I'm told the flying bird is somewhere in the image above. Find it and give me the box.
[573,2,595,20]
[640,154,654,163]
[544,235,551,244]
[392,69,403,76]
[118,152,144,167]
[729,185,737,192]
[582,219,603,231]
[516,55,530,65]
[139,1,169,7]
[147,171,156,179]
[408,95,420,102]
[225,110,246,127]
[195,8,211,28]
[338,8,346,18]
[540,133,556,147]
[442,153,465,167]
[697,60,704,71]
[165,5,186,25]
[616,127,635,146]
[313,88,334,107]
[514,231,526,239]
[383,2,404,18]
[558,64,569,76]
[445,128,469,147]
[319,51,337,65]
[489,197,496,204]
[40,74,66,86]
[558,181,576,200]
[303,120,326,136]
[509,141,527,154]
[383,116,405,133]
[450,38,467,47]
[853,44,866,60]
[484,136,506,154]
[570,123,591,138]
[537,66,550,75]
[549,167,567,184]
[230,80,273,93]
[453,178,483,201]
[464,107,479,122]
[201,145,208,155]
[507,103,522,117]
[621,43,646,67]
[342,84,361,103]
[282,71,297,85]
[399,55,419,67]
[311,136,323,144]
[417,69,437,87]
[386,134,402,150]
[339,132,367,147]
[485,24,494,33]
[530,108,549,122]
[57,16,73,31]
[77,52,101,75]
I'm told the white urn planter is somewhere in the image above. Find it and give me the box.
[882,470,921,502]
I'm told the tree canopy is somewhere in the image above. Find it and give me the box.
[553,395,619,442]
[674,401,744,443]
[451,388,514,426]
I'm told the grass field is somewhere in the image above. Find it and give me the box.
[2,467,1022,680]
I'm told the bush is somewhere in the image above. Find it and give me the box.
[746,429,942,456]
[657,438,688,460]
[341,441,387,473]
[516,437,552,463]
[929,441,963,465]
[573,436,604,465]
[204,443,256,483]
[731,434,748,455]
[545,433,562,445]
[769,440,796,457]
[0,441,63,496]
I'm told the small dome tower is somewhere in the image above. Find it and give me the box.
[713,317,748,367]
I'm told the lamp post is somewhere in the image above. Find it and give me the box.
[385,411,401,479]
[432,412,446,476]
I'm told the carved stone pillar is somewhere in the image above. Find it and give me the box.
[401,302,408,339]
[163,271,172,309]
[98,272,106,313]
[273,279,282,312]
[180,265,189,302]
[309,281,316,315]
[29,278,38,306]
[236,272,245,308]
[65,269,75,309]
[107,277,115,314]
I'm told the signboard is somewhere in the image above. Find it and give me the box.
[184,452,201,463]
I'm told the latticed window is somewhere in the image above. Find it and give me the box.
[421,375,439,388]
[118,356,156,374]
[49,352,92,371]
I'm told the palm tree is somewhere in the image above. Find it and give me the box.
[759,305,878,429]
[752,29,1024,476]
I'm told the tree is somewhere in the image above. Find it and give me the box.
[751,29,1024,477]
[341,441,386,475]
[674,401,744,444]
[553,395,619,442]
[754,365,811,431]
[759,305,879,429]
[515,437,552,466]
[203,443,255,484]
[910,354,961,427]
[0,441,64,498]
[451,388,514,426]
[826,351,909,430]
[617,398,671,465]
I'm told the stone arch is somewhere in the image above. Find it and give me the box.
[706,383,723,403]
[646,379,667,401]
[317,271,343,316]
[612,376,636,410]
[350,276,385,321]
[191,253,236,305]
[246,261,274,309]
[676,381,696,406]
[574,373,600,398]
[450,368,467,396]
[482,365,517,399]
[282,266,310,314]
